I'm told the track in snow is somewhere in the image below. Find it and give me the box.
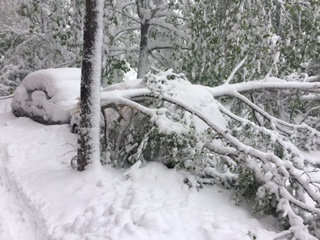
[0,142,51,240]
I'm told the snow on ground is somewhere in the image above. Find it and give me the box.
[0,98,278,240]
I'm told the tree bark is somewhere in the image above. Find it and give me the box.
[137,20,150,78]
[77,0,104,171]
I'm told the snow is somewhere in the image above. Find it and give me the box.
[163,78,227,130]
[206,79,320,97]
[0,98,279,240]
[11,68,81,124]
[100,71,226,137]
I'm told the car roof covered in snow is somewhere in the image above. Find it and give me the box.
[11,68,81,124]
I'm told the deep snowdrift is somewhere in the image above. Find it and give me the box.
[0,98,278,240]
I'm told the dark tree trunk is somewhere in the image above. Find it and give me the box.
[77,0,104,171]
[137,20,150,78]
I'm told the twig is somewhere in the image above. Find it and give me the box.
[224,56,247,85]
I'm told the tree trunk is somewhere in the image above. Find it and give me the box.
[77,0,104,171]
[137,20,150,79]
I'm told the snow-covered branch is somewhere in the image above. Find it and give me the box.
[109,24,141,42]
[207,80,320,97]
[148,41,172,51]
[99,70,320,239]
[112,8,140,24]
[149,18,186,39]
[154,9,188,21]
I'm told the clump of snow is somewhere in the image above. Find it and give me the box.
[262,76,287,83]
[11,68,80,124]
[123,68,137,82]
[143,70,227,131]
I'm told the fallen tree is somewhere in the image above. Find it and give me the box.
[94,69,320,239]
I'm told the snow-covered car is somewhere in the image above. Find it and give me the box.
[11,68,80,125]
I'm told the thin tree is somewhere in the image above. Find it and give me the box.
[77,0,105,171]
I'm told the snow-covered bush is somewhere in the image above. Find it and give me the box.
[99,70,224,171]
[101,105,199,168]
[98,69,320,240]
[12,68,80,124]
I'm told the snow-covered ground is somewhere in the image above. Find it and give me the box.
[0,97,279,240]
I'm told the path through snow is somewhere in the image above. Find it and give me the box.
[0,144,40,240]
